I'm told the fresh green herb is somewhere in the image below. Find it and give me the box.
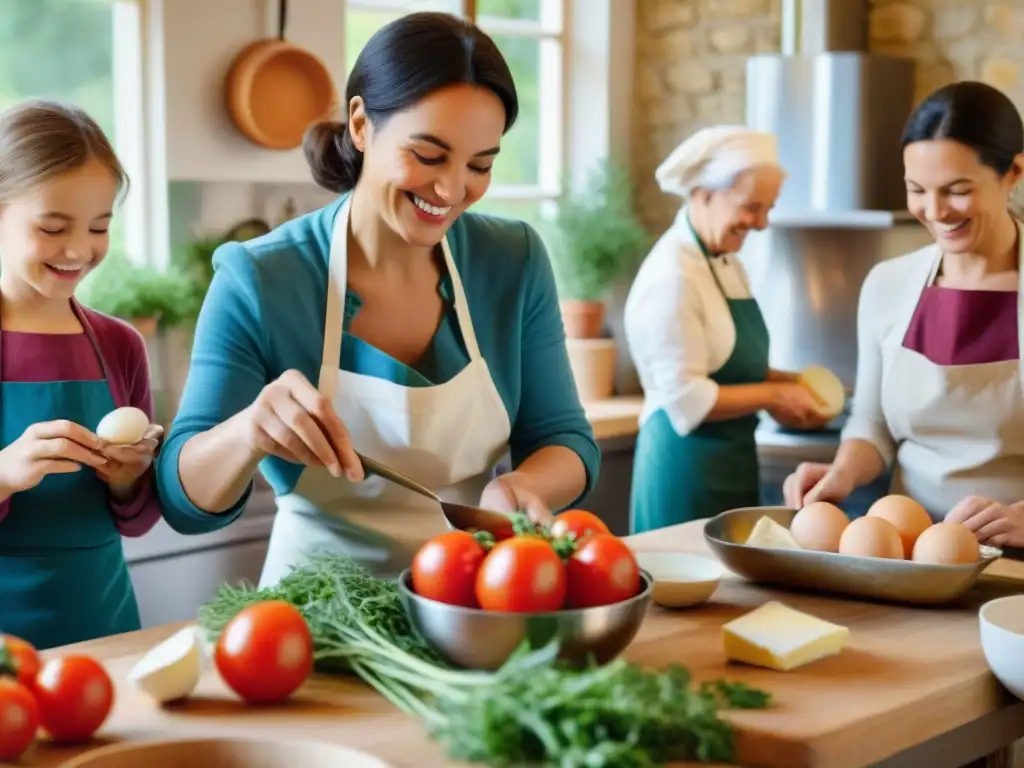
[472,530,496,550]
[197,553,448,673]
[432,644,771,766]
[509,511,578,559]
[197,554,771,766]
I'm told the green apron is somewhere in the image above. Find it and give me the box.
[630,219,770,534]
[0,368,141,650]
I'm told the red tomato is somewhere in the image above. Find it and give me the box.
[412,531,488,607]
[215,600,313,704]
[0,635,40,689]
[0,677,38,760]
[565,533,641,608]
[34,655,113,743]
[550,510,610,543]
[476,537,567,612]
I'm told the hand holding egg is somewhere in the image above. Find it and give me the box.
[93,407,164,495]
[95,407,151,446]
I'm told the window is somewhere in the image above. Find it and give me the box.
[345,0,565,234]
[0,0,146,263]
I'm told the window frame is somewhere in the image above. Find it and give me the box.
[1,0,152,266]
[110,0,155,267]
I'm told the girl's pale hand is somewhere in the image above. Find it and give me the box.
[96,425,164,497]
[0,420,108,496]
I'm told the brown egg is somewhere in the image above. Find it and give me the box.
[911,522,980,565]
[866,495,932,559]
[838,516,904,559]
[789,502,850,552]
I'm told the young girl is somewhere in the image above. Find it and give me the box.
[0,100,164,650]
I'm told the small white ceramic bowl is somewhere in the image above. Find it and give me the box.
[632,551,725,608]
[979,594,1024,700]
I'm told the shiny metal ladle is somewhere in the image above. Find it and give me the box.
[356,452,515,538]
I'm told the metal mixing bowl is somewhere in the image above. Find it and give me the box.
[397,569,653,670]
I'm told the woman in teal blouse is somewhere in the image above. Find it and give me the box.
[155,12,600,586]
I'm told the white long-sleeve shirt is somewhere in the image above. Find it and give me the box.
[840,225,1024,516]
[624,213,756,436]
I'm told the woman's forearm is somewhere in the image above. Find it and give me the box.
[513,446,587,511]
[831,438,887,489]
[767,368,800,382]
[705,383,778,422]
[177,409,264,513]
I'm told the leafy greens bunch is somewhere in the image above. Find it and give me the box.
[197,553,770,767]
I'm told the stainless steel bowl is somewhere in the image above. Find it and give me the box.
[704,506,1002,605]
[397,569,653,670]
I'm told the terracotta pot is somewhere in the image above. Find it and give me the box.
[565,338,617,402]
[561,300,606,339]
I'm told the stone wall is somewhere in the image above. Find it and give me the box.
[633,0,1024,234]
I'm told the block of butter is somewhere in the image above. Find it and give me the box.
[744,516,802,550]
[722,601,850,671]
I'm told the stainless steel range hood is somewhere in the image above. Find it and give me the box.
[746,0,917,229]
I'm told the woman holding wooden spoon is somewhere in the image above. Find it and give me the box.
[156,13,599,587]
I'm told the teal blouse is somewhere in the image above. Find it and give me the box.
[155,196,601,533]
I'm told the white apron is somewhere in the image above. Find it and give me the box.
[258,198,512,587]
[882,250,1024,519]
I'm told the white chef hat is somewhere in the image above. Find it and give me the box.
[655,125,782,197]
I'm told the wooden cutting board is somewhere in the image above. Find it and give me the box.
[979,556,1024,586]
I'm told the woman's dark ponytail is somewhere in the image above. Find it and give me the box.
[302,120,362,194]
[305,13,518,194]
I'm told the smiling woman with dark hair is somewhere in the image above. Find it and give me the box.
[154,12,599,587]
[784,80,1024,548]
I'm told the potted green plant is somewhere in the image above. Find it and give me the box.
[542,160,649,401]
[77,251,200,336]
[546,159,649,339]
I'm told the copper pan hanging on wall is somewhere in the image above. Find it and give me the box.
[225,0,338,151]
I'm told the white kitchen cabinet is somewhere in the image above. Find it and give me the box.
[146,0,346,184]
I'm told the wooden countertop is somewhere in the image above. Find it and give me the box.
[32,523,1024,768]
[584,396,642,440]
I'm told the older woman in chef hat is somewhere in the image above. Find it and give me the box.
[624,125,827,534]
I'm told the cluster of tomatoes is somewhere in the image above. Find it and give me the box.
[0,635,114,761]
[410,509,642,612]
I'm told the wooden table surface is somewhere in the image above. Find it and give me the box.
[30,521,1024,768]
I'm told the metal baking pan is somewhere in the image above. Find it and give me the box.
[703,506,1003,605]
